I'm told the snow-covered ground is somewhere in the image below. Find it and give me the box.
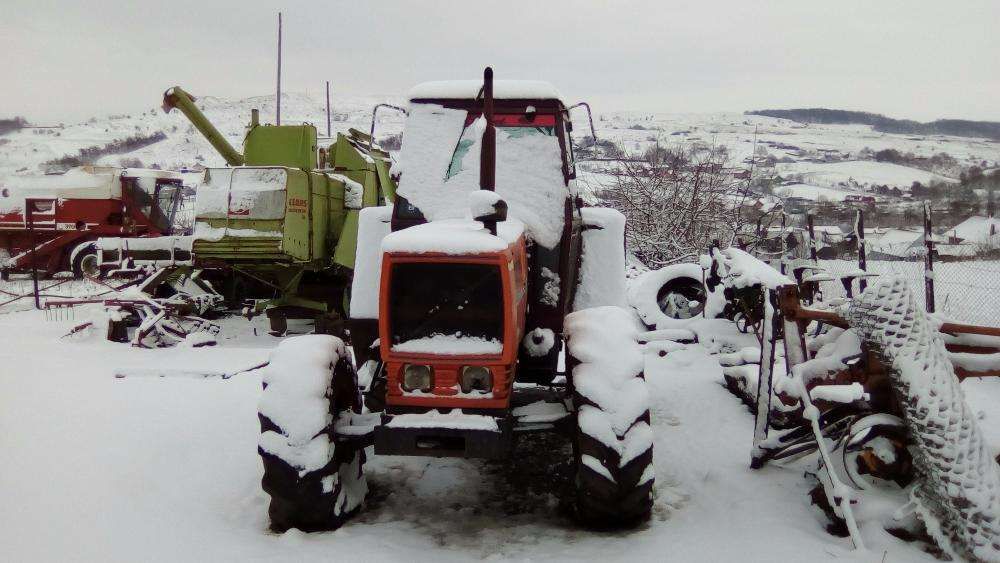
[2,299,997,561]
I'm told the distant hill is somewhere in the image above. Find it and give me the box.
[745,108,1000,141]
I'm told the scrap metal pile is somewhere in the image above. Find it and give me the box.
[707,247,1000,560]
[54,267,224,348]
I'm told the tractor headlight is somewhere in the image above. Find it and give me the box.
[402,364,433,392]
[460,366,493,394]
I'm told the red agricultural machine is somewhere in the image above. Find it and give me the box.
[0,166,184,279]
[255,68,656,532]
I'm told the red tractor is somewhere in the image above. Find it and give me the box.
[0,166,184,279]
[256,68,654,532]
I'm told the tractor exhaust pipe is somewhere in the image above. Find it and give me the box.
[480,67,496,194]
[480,67,497,235]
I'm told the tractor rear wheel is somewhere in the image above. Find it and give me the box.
[258,337,367,532]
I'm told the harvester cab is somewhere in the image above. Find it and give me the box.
[256,68,653,533]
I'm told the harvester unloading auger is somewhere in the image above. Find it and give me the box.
[100,87,398,335]
[255,68,656,532]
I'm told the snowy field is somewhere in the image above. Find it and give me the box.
[2,298,999,561]
[3,93,997,196]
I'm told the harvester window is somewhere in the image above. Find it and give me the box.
[389,262,503,348]
[153,183,182,233]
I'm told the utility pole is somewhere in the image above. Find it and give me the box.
[856,210,868,293]
[276,12,282,126]
[326,81,331,138]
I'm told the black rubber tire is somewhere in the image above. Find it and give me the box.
[655,275,706,319]
[268,315,288,337]
[71,243,101,279]
[571,379,655,526]
[258,355,366,532]
[314,313,345,337]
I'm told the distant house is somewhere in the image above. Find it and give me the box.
[783,197,811,214]
[844,194,876,204]
[945,215,1000,250]
[867,228,925,259]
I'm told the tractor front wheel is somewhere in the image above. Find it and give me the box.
[257,336,367,532]
[565,306,655,527]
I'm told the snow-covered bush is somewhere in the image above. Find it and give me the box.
[596,143,753,267]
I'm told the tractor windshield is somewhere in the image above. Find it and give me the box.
[446,124,556,180]
[394,104,568,249]
[389,262,503,353]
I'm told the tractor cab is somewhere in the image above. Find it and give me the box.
[391,80,577,232]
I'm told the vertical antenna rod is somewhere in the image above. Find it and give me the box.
[325,81,331,138]
[276,12,282,125]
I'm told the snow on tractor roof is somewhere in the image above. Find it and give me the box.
[381,218,524,255]
[394,104,568,248]
[121,168,182,180]
[408,80,564,102]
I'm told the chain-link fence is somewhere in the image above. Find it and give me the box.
[749,209,1000,328]
[934,259,1000,326]
[813,255,1000,327]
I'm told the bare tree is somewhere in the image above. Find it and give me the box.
[595,142,766,267]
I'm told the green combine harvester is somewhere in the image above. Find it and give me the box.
[147,87,397,334]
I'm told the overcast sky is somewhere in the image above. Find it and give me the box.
[3,0,999,123]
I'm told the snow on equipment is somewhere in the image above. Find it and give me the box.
[257,68,654,532]
[720,247,1000,558]
[0,166,184,279]
[103,87,397,334]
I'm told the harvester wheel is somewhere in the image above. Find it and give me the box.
[314,313,345,337]
[258,338,367,532]
[71,243,101,279]
[268,315,287,337]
